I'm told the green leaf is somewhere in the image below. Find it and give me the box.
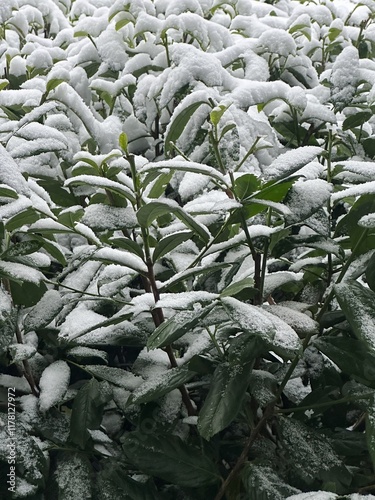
[119,132,128,152]
[1,240,42,259]
[210,105,227,126]
[5,207,40,231]
[74,30,88,37]
[32,235,67,266]
[221,297,300,358]
[335,280,375,355]
[69,378,106,449]
[148,171,173,198]
[56,453,92,499]
[234,174,261,200]
[129,367,195,405]
[0,184,18,199]
[159,262,230,292]
[365,252,375,292]
[46,78,65,94]
[278,416,350,486]
[84,364,142,390]
[97,465,161,500]
[137,201,210,243]
[165,101,208,156]
[10,281,47,307]
[115,18,131,30]
[147,303,216,349]
[24,290,64,333]
[315,336,375,388]
[342,110,372,131]
[153,230,193,262]
[109,236,144,259]
[241,463,300,500]
[220,277,254,297]
[362,137,375,159]
[122,432,220,487]
[198,361,253,440]
[366,396,375,471]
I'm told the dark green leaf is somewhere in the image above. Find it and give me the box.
[165,101,208,156]
[24,290,63,333]
[234,174,261,200]
[1,240,42,259]
[137,201,210,243]
[365,252,375,292]
[315,336,375,388]
[69,378,106,449]
[335,280,375,354]
[220,277,254,297]
[198,361,253,440]
[10,281,47,307]
[5,208,41,231]
[241,463,300,500]
[153,230,193,262]
[129,367,195,405]
[342,111,372,131]
[109,236,144,259]
[148,303,216,349]
[122,432,220,487]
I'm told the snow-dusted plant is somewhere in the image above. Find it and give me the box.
[2,0,375,498]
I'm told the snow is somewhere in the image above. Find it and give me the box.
[86,365,143,390]
[262,304,318,338]
[331,181,375,201]
[222,296,301,355]
[286,493,338,500]
[24,290,63,332]
[0,374,31,393]
[39,360,70,412]
[264,146,323,180]
[93,247,147,273]
[0,261,44,284]
[82,204,137,230]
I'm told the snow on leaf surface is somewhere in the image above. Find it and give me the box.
[39,360,70,412]
[264,146,323,181]
[221,297,301,356]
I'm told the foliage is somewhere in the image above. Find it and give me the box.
[1,0,375,498]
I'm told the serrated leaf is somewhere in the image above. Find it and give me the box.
[153,230,193,262]
[165,101,208,156]
[122,432,220,487]
[198,361,253,440]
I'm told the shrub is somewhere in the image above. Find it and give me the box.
[1,0,375,498]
